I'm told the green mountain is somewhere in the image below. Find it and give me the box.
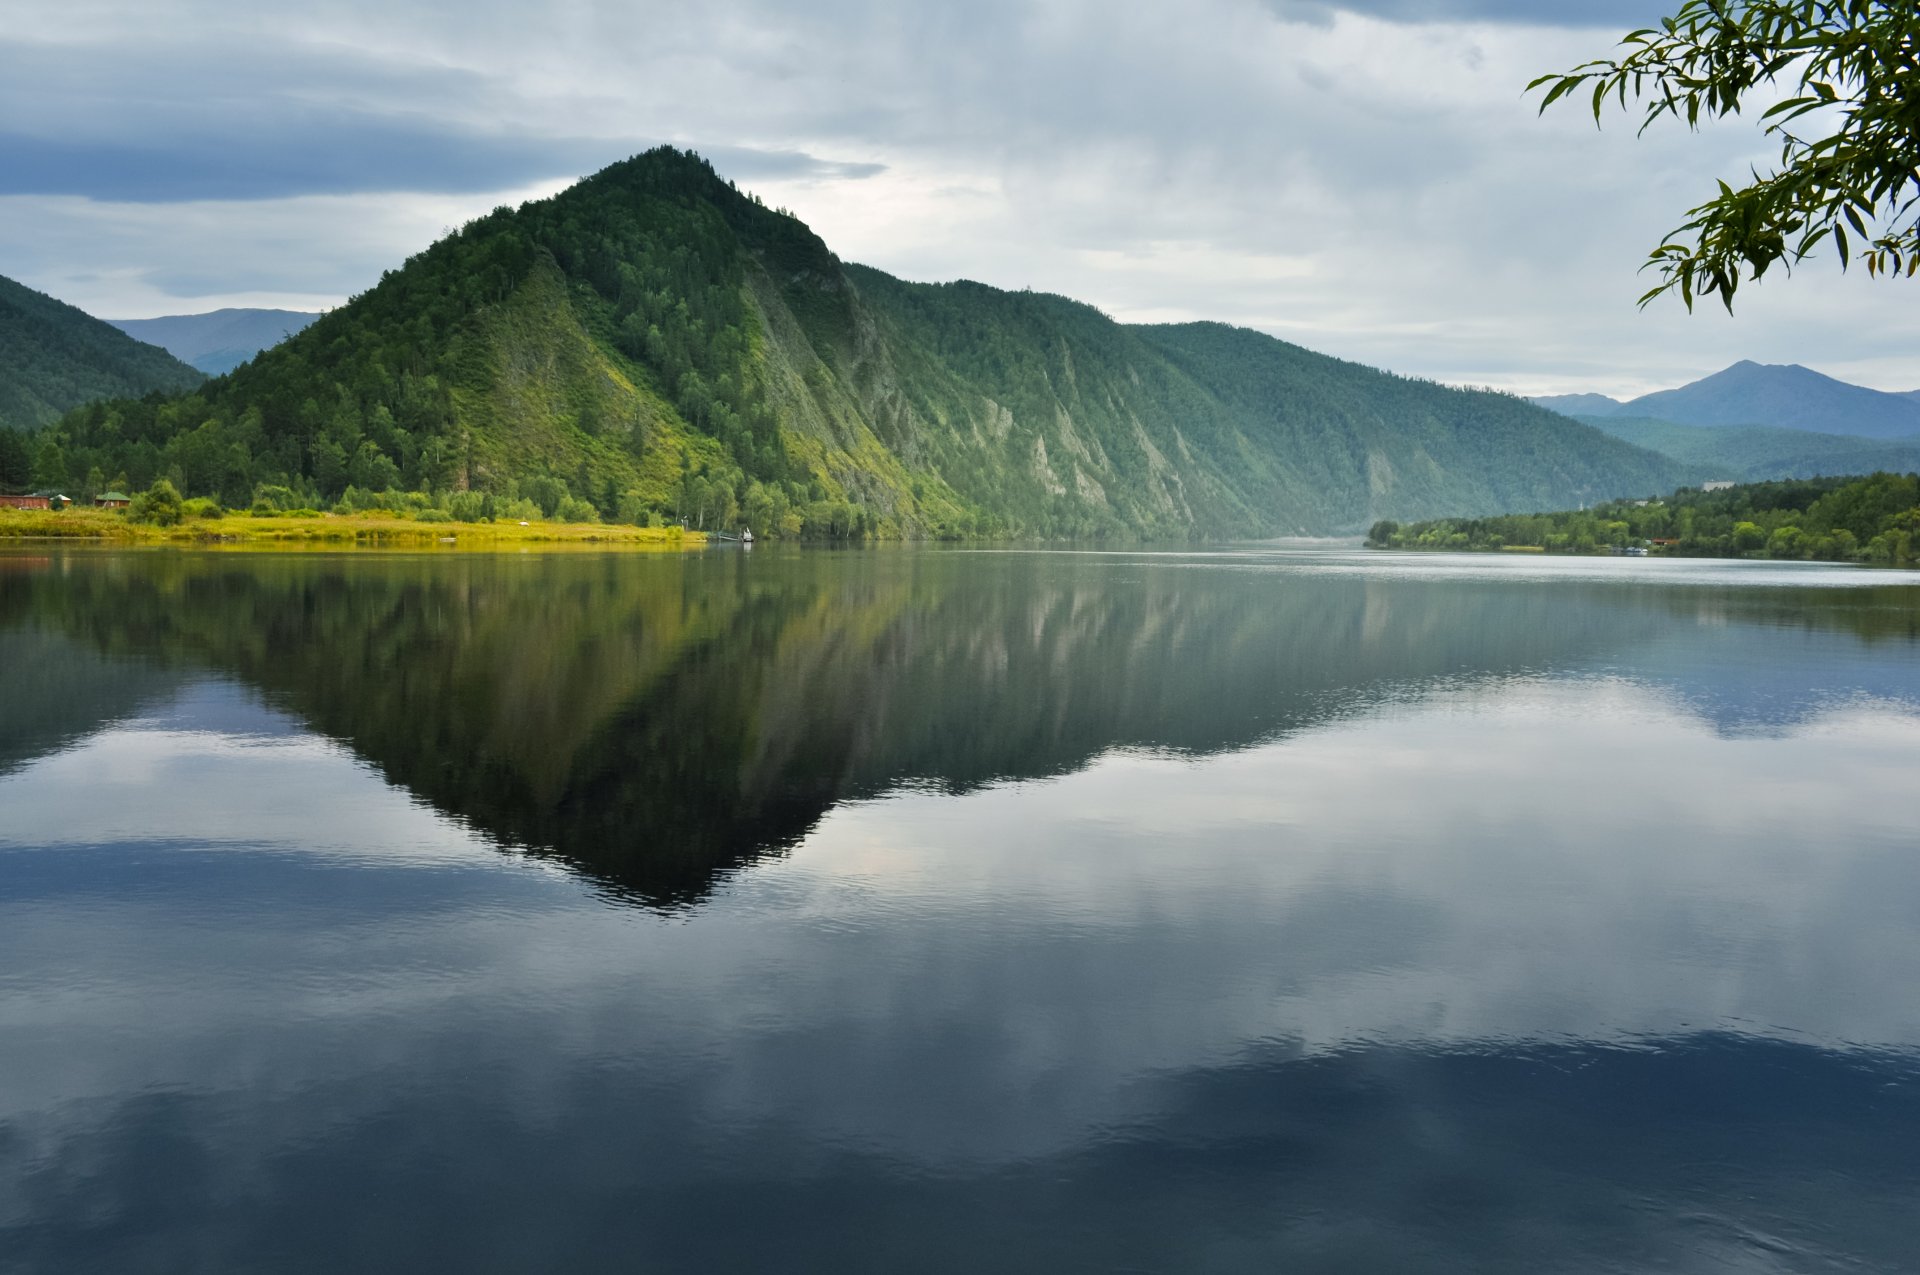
[1626,361,1920,439]
[1577,414,1920,483]
[0,274,204,433]
[108,308,320,375]
[1538,362,1920,440]
[1531,392,1626,417]
[37,148,1685,536]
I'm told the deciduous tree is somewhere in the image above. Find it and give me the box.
[1531,1,1919,311]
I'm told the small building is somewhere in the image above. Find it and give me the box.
[95,491,131,509]
[1703,480,1736,492]
[0,493,51,510]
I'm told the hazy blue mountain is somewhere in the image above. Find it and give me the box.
[1622,361,1920,439]
[108,308,320,375]
[1530,392,1624,417]
[1576,414,1920,483]
[0,274,204,432]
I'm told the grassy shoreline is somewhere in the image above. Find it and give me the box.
[0,507,706,549]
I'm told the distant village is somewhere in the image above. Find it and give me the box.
[0,490,129,511]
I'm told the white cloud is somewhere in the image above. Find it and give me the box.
[0,0,1913,393]
[0,184,568,317]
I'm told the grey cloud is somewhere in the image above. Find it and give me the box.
[0,126,883,204]
[1265,0,1665,24]
[700,148,887,183]
[0,0,1911,391]
[0,36,882,202]
[0,127,621,202]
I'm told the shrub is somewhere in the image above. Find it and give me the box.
[128,478,184,527]
[445,490,493,523]
[555,496,601,524]
[498,497,542,523]
[415,509,452,523]
[521,475,569,517]
[251,484,302,513]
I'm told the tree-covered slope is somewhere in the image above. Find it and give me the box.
[1531,392,1626,417]
[1134,322,1686,524]
[1623,361,1920,439]
[0,274,204,432]
[35,147,1689,536]
[1578,413,1920,483]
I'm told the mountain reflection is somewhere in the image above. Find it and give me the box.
[3,548,1917,904]
[6,548,1920,1274]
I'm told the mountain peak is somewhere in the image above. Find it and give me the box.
[28,148,1688,533]
[1626,360,1920,439]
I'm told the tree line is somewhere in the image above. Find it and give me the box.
[1368,473,1920,564]
[4,150,885,538]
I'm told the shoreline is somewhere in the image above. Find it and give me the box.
[0,508,707,550]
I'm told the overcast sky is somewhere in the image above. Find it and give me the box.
[3,0,1913,397]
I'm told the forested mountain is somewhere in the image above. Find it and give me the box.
[1536,363,1920,440]
[108,308,320,374]
[32,148,1686,536]
[0,274,204,433]
[1577,414,1920,483]
[1532,392,1626,417]
[1629,362,1920,439]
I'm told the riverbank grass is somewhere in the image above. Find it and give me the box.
[0,507,702,548]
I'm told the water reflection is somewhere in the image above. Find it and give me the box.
[2,547,1918,1272]
[5,548,1917,904]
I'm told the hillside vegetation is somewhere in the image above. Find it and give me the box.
[1368,472,1920,564]
[0,274,204,433]
[1626,362,1920,440]
[24,148,1688,538]
[1537,362,1920,440]
[1579,414,1920,483]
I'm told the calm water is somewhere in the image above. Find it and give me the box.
[3,544,1918,1272]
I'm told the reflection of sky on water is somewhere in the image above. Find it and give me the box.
[4,548,1920,1271]
[4,666,1919,1270]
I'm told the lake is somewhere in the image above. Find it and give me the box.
[2,544,1917,1272]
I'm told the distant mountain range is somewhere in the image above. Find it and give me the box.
[17,155,1910,528]
[108,308,320,375]
[0,274,204,432]
[1573,415,1920,484]
[28,148,1688,535]
[1534,361,1920,440]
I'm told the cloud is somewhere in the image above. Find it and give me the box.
[1264,0,1664,25]
[0,128,612,203]
[0,0,1912,394]
[0,36,884,202]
